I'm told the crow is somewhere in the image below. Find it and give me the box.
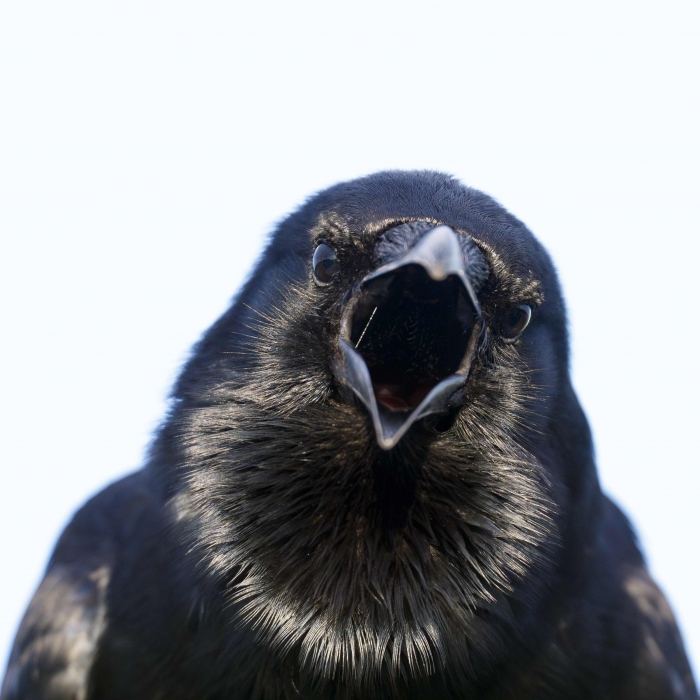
[2,171,696,699]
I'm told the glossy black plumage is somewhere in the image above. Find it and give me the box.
[2,171,696,699]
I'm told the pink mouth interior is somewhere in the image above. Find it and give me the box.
[374,383,434,412]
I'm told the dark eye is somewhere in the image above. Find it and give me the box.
[312,243,338,285]
[501,304,532,342]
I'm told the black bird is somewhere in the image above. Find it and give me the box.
[2,171,696,699]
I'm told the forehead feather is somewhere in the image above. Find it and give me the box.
[278,171,555,299]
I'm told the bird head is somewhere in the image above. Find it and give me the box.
[162,171,592,690]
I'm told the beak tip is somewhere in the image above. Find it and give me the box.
[335,341,467,450]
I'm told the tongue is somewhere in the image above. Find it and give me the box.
[374,382,435,411]
[375,386,411,411]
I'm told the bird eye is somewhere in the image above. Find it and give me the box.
[312,243,338,285]
[501,304,532,342]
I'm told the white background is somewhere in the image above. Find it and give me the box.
[1,1,698,676]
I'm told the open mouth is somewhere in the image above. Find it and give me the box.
[335,225,483,450]
[349,265,477,411]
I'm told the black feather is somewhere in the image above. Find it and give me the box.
[2,171,696,699]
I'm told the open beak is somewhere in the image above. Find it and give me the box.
[334,225,483,450]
